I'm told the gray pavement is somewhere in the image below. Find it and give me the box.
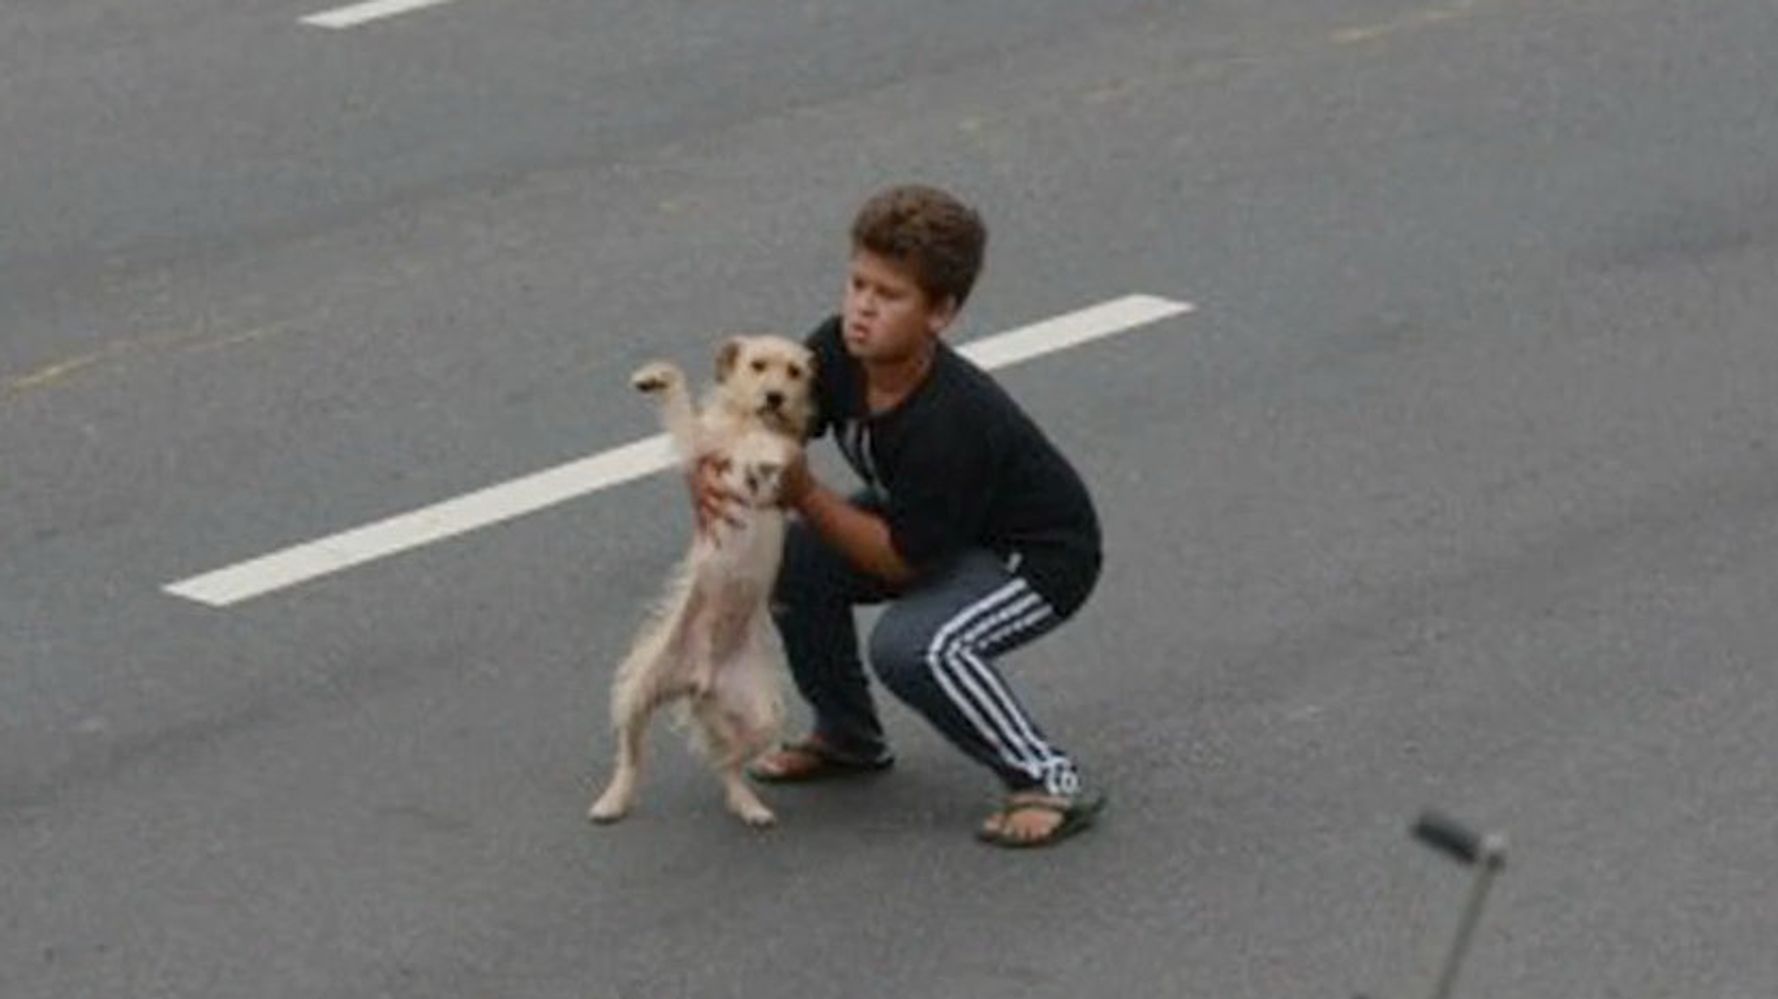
[4,0,1777,996]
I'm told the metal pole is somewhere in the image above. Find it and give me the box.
[1427,836,1506,999]
[1411,811,1508,999]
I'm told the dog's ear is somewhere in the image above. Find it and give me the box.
[783,348,817,439]
[715,338,744,384]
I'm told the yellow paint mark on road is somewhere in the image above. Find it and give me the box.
[1331,0,1478,44]
[2,322,293,401]
[1083,81,1132,106]
[183,324,285,355]
[5,351,110,394]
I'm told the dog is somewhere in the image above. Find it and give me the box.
[588,334,815,828]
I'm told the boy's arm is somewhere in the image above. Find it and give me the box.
[781,457,916,587]
[689,456,744,536]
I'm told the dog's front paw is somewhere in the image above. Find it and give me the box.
[630,361,681,395]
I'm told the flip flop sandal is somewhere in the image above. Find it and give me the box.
[977,790,1107,849]
[746,739,895,784]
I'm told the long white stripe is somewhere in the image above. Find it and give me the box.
[979,605,1056,656]
[923,581,1028,705]
[929,580,1067,777]
[948,596,1059,766]
[165,437,674,606]
[945,636,1038,771]
[165,294,1192,607]
[954,294,1192,369]
[301,0,463,29]
[953,623,1081,796]
[945,586,1038,735]
[952,605,1061,761]
[924,582,1043,777]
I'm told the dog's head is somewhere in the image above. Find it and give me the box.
[712,431,796,509]
[714,335,816,439]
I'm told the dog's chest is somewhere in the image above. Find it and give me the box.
[694,512,785,581]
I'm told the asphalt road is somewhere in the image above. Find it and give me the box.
[4,1,1776,996]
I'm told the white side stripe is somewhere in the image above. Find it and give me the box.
[924,582,1043,778]
[923,578,1073,782]
[942,591,1049,771]
[948,601,1062,774]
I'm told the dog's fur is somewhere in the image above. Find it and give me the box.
[588,335,815,828]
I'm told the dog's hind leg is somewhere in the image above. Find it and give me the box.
[588,679,657,824]
[693,699,777,828]
[588,607,687,825]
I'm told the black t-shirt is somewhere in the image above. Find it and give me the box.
[804,315,1102,615]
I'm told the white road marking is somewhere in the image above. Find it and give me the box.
[301,0,464,29]
[952,294,1191,369]
[164,294,1194,607]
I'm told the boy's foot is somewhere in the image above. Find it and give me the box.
[977,790,1106,848]
[747,736,894,783]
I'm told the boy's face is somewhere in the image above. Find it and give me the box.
[842,250,958,365]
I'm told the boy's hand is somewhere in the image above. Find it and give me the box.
[689,455,743,537]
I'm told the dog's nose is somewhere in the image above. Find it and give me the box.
[764,391,784,409]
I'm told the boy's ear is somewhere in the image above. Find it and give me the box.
[926,295,960,337]
[715,338,743,383]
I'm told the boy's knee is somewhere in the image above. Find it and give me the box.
[866,623,937,697]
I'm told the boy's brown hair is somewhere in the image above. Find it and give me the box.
[850,185,988,308]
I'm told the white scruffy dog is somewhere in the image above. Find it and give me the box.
[588,335,814,828]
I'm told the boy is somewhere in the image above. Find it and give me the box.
[700,185,1105,847]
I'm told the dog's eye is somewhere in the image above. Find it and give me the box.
[751,359,768,373]
[786,365,803,381]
